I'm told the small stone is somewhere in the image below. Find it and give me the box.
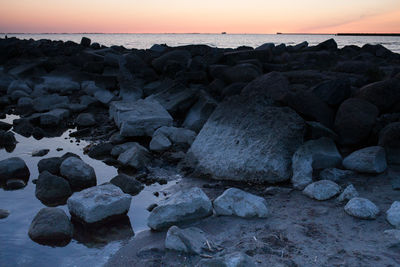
[213,188,269,218]
[28,208,73,246]
[165,225,208,254]
[0,209,10,219]
[147,203,158,212]
[387,201,400,228]
[32,149,50,157]
[336,184,359,203]
[344,197,380,219]
[303,180,340,200]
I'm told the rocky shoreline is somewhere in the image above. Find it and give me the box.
[1,36,400,266]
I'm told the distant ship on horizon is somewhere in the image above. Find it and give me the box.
[221,32,227,34]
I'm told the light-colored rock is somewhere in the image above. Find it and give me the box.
[150,126,196,152]
[147,187,212,230]
[343,146,387,174]
[186,95,304,183]
[213,188,269,218]
[344,197,380,219]
[67,184,132,224]
[165,226,208,254]
[292,138,342,190]
[336,184,358,203]
[303,180,340,200]
[117,143,151,169]
[110,99,173,137]
[387,201,400,228]
[320,168,354,182]
[28,208,72,245]
[59,157,96,191]
[0,157,30,183]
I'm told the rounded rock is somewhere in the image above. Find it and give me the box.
[303,180,340,200]
[344,197,380,219]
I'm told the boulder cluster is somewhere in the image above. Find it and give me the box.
[1,36,400,263]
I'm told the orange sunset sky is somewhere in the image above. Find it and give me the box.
[0,0,399,34]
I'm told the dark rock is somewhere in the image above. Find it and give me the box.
[334,98,379,145]
[183,91,217,132]
[13,120,34,137]
[0,209,10,219]
[0,121,12,131]
[220,64,261,84]
[342,146,387,174]
[305,121,338,141]
[5,179,26,190]
[285,90,335,128]
[241,71,290,101]
[0,130,17,148]
[110,174,144,196]
[80,37,91,47]
[38,157,63,175]
[60,157,97,191]
[35,171,72,206]
[314,39,337,51]
[0,157,30,184]
[357,78,400,113]
[75,113,96,127]
[311,78,351,106]
[221,82,246,98]
[152,50,191,73]
[88,142,113,159]
[379,122,400,164]
[28,207,73,246]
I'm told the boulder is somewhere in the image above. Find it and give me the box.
[59,157,96,191]
[241,71,289,101]
[35,76,80,95]
[39,109,70,126]
[220,64,261,84]
[87,142,113,159]
[110,174,144,195]
[80,37,91,47]
[213,188,269,218]
[165,226,208,255]
[183,91,217,132]
[344,197,380,220]
[303,180,340,200]
[292,138,342,190]
[17,97,34,114]
[311,78,351,106]
[186,95,304,183]
[38,157,63,175]
[334,98,379,145]
[75,113,96,127]
[305,121,338,141]
[379,122,400,164]
[337,184,359,203]
[110,142,138,157]
[387,201,400,228]
[285,90,334,128]
[0,130,17,148]
[150,126,196,152]
[146,83,197,116]
[0,157,30,184]
[147,187,212,230]
[28,208,73,246]
[35,171,72,206]
[319,168,354,182]
[342,146,387,174]
[357,78,400,113]
[32,94,69,112]
[110,99,173,137]
[67,184,132,224]
[117,143,151,169]
[5,179,26,190]
[152,50,191,73]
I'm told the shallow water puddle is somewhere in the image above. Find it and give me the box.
[0,115,177,267]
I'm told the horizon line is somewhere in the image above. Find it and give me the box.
[2,32,400,35]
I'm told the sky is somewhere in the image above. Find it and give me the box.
[0,0,399,34]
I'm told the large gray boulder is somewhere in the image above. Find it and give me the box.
[110,99,173,137]
[59,157,96,191]
[334,98,379,145]
[344,197,380,220]
[67,184,132,224]
[165,226,208,255]
[303,180,340,200]
[35,171,72,206]
[342,146,387,174]
[186,95,304,183]
[387,201,400,228]
[147,187,212,230]
[0,157,30,184]
[241,71,290,101]
[28,208,73,246]
[183,91,217,132]
[213,188,269,218]
[292,138,342,190]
